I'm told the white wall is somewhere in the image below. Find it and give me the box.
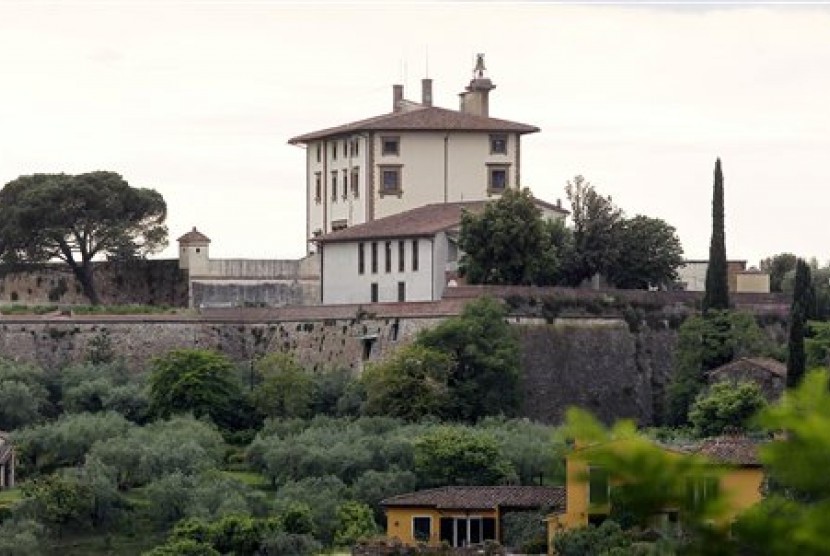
[677,262,708,291]
[321,237,438,304]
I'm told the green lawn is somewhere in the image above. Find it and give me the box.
[221,469,273,490]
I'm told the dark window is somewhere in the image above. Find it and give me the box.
[589,466,610,505]
[412,239,419,271]
[382,136,400,156]
[488,165,509,192]
[469,518,482,545]
[397,281,405,302]
[343,139,347,155]
[342,170,348,199]
[370,283,378,303]
[490,134,508,154]
[331,171,338,201]
[332,141,337,160]
[331,219,347,231]
[314,172,321,203]
[353,138,360,156]
[351,168,360,197]
[686,476,720,511]
[316,143,321,162]
[371,242,378,274]
[358,243,365,275]
[482,518,496,542]
[413,517,431,543]
[362,337,375,360]
[385,241,392,273]
[440,518,454,545]
[379,166,402,195]
[398,241,405,272]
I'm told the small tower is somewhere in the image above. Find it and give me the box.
[177,227,210,275]
[459,53,496,117]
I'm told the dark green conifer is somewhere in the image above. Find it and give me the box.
[703,158,729,313]
[788,259,813,387]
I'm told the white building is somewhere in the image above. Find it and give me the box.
[315,200,567,305]
[288,55,540,252]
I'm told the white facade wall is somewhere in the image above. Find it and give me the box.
[677,262,708,291]
[322,238,439,304]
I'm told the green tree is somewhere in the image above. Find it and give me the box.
[606,215,683,290]
[143,539,221,556]
[21,473,96,533]
[703,158,729,313]
[458,188,561,285]
[805,321,830,370]
[0,172,167,304]
[0,519,45,556]
[334,501,378,547]
[759,253,798,293]
[562,175,624,286]
[251,354,314,419]
[0,381,45,430]
[552,520,632,556]
[149,349,249,431]
[414,426,516,487]
[360,344,453,420]
[688,381,767,437]
[787,259,814,387]
[417,297,521,421]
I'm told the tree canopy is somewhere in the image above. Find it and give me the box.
[760,253,798,293]
[0,171,167,304]
[606,215,684,289]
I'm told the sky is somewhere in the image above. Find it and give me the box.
[1,1,829,266]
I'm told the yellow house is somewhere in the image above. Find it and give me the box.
[547,435,764,546]
[382,485,565,548]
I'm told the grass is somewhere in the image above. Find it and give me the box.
[0,487,22,508]
[220,469,273,490]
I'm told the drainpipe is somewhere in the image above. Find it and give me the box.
[443,134,449,203]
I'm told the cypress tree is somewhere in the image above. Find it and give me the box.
[703,158,729,312]
[787,259,813,387]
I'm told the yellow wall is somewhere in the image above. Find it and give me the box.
[385,507,499,546]
[718,466,764,521]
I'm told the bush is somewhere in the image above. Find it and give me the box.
[688,381,767,438]
[552,521,631,556]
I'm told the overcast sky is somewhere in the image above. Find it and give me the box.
[1,1,828,266]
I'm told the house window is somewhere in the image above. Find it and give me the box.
[412,517,431,543]
[316,143,321,163]
[398,241,405,272]
[381,136,400,156]
[370,282,379,303]
[487,164,510,193]
[397,281,405,302]
[686,476,719,511]
[314,172,322,203]
[490,134,507,154]
[379,165,402,196]
[439,517,496,548]
[331,171,339,201]
[385,241,392,273]
[588,466,610,506]
[351,168,360,198]
[332,141,337,160]
[358,243,365,275]
[371,242,378,274]
[352,138,360,157]
[343,139,348,156]
[342,169,349,199]
[412,239,419,271]
[331,219,347,231]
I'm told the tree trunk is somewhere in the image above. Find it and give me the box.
[69,262,100,305]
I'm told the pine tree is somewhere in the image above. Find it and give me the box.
[703,158,729,312]
[787,259,813,387]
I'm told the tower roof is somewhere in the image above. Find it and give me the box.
[177,227,211,244]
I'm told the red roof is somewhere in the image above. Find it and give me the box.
[707,357,787,379]
[694,435,762,466]
[288,105,539,144]
[382,486,566,511]
[177,227,211,244]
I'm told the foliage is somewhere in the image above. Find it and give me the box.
[688,381,767,437]
[458,188,561,285]
[414,426,516,486]
[805,320,830,370]
[480,416,566,485]
[0,519,45,556]
[351,468,418,520]
[334,501,378,547]
[0,171,167,304]
[417,297,521,421]
[360,344,453,420]
[258,532,321,556]
[148,349,252,431]
[552,520,632,556]
[143,539,220,556]
[251,354,314,419]
[606,215,683,290]
[703,158,729,313]
[759,253,798,293]
[787,259,813,387]
[501,510,548,553]
[0,381,46,430]
[20,473,96,533]
[272,476,349,546]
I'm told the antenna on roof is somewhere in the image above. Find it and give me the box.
[425,45,429,78]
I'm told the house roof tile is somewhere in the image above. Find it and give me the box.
[288,105,539,144]
[706,357,787,379]
[694,435,762,466]
[177,227,211,244]
[381,486,566,511]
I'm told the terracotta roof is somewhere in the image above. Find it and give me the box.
[707,357,787,379]
[177,227,211,244]
[382,486,566,511]
[288,105,539,144]
[0,432,11,465]
[694,435,762,466]
[315,201,488,243]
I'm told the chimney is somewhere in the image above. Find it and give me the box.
[459,53,496,117]
[421,78,433,107]
[392,84,404,112]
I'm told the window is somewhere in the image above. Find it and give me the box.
[385,241,392,273]
[379,165,402,196]
[413,517,431,543]
[342,169,348,199]
[487,164,510,193]
[352,138,360,157]
[588,466,610,506]
[381,136,400,156]
[371,242,378,274]
[351,168,360,198]
[686,476,719,511]
[332,141,337,160]
[331,171,338,201]
[490,134,508,154]
[331,219,347,231]
[316,143,321,163]
[412,239,419,271]
[314,172,321,203]
[343,139,347,156]
[370,283,378,303]
[397,281,405,302]
[358,243,365,275]
[439,517,495,548]
[398,241,405,272]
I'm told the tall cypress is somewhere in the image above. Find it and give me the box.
[787,259,813,387]
[703,158,729,313]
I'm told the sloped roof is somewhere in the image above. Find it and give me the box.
[177,227,211,244]
[382,486,566,511]
[0,431,11,465]
[707,357,787,379]
[288,105,539,144]
[694,435,762,466]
